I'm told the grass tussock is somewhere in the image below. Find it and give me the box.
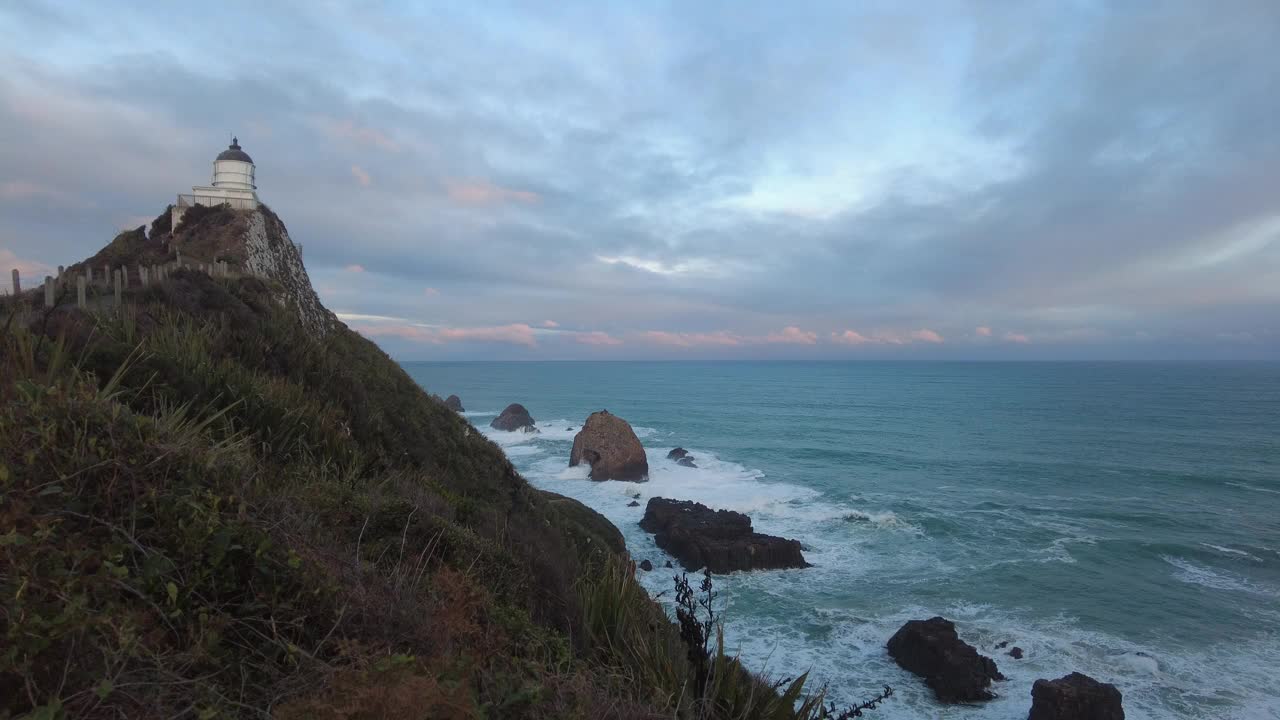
[1,268,887,719]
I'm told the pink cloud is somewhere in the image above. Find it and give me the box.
[910,329,945,344]
[313,116,400,152]
[0,248,52,278]
[445,180,540,207]
[351,165,371,187]
[764,326,818,345]
[574,331,623,346]
[355,323,537,347]
[1003,331,1031,344]
[542,320,559,328]
[975,326,993,337]
[423,287,440,296]
[830,328,945,346]
[641,330,742,347]
[344,264,366,273]
[831,330,874,345]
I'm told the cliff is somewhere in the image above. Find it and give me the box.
[0,206,844,719]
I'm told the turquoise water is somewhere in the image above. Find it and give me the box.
[402,362,1280,719]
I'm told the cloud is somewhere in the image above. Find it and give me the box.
[0,248,53,279]
[445,180,539,207]
[344,264,366,273]
[351,165,371,187]
[829,328,944,346]
[542,320,559,328]
[2,2,1278,359]
[423,287,440,296]
[830,330,874,345]
[1003,331,1031,344]
[640,330,742,347]
[573,331,623,346]
[975,326,993,337]
[764,326,818,344]
[313,116,401,152]
[354,322,537,347]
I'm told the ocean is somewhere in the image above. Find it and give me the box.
[401,361,1280,719]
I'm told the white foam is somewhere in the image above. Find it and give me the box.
[1162,555,1278,598]
[1226,481,1280,495]
[1201,543,1264,563]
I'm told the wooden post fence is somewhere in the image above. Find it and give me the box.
[44,276,54,308]
[113,269,123,305]
[11,268,19,296]
[77,275,86,309]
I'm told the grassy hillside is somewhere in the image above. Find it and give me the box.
[1,213,875,719]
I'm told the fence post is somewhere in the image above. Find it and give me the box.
[44,276,54,307]
[57,265,65,285]
[77,275,86,309]
[10,268,18,295]
[122,266,130,289]
[114,269,123,305]
[100,265,108,287]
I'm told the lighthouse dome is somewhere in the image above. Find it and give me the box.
[216,137,254,163]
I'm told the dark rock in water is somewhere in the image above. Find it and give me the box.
[1028,672,1124,720]
[491,403,535,431]
[665,560,673,568]
[1008,647,1024,660]
[632,493,641,499]
[444,394,464,412]
[566,427,574,431]
[639,559,653,572]
[639,497,809,573]
[996,641,1009,650]
[519,425,541,434]
[667,447,689,460]
[627,500,640,507]
[570,410,649,482]
[886,617,1003,703]
[676,456,697,468]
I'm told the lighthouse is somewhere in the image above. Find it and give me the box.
[171,137,261,231]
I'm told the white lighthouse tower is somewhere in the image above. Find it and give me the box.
[171,137,261,231]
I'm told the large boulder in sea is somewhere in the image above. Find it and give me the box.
[491,403,535,431]
[639,498,808,573]
[570,410,648,482]
[444,394,464,412]
[886,617,1003,703]
[1028,673,1124,720]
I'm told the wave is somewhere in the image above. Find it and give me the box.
[1200,543,1264,563]
[1225,481,1280,495]
[1161,555,1278,598]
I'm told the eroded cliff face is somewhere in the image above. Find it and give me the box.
[242,208,334,338]
[159,203,335,339]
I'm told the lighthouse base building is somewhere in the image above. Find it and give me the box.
[172,137,259,231]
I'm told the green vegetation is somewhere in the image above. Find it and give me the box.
[1,263,881,718]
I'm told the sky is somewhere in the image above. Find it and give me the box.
[1,1,1278,360]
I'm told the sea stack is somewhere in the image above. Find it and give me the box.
[491,403,536,431]
[1028,673,1125,720]
[569,410,648,481]
[444,394,464,412]
[638,497,808,572]
[886,617,1003,703]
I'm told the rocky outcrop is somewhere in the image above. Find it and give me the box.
[667,448,689,460]
[444,395,464,412]
[677,456,697,468]
[639,498,808,573]
[1028,673,1124,720]
[491,403,536,431]
[887,617,1003,703]
[243,208,334,338]
[570,410,648,482]
[639,559,653,572]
